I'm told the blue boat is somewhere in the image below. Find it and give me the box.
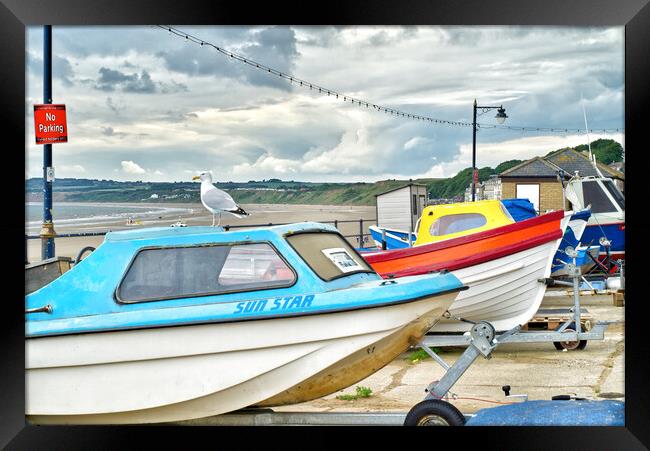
[25,222,465,425]
[368,224,415,249]
[501,198,598,274]
[564,175,625,263]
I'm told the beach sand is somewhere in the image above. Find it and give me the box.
[26,203,377,263]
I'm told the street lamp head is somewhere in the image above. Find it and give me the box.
[495,107,508,124]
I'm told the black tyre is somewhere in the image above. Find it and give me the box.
[553,326,587,351]
[403,399,466,426]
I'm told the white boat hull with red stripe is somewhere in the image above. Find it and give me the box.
[431,237,562,332]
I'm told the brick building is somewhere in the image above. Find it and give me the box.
[498,148,624,212]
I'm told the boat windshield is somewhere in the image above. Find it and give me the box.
[286,231,374,281]
[582,180,620,214]
[602,180,625,210]
[117,242,295,303]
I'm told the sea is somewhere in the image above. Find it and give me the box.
[25,202,192,231]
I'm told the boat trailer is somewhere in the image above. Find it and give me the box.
[423,258,611,352]
[172,250,612,427]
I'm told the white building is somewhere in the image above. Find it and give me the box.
[464,175,502,201]
[482,175,502,200]
[375,183,428,233]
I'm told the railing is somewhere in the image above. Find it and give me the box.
[25,218,378,264]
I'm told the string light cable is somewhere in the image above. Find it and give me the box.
[158,25,623,135]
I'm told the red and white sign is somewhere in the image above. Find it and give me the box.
[34,104,68,144]
[473,168,479,184]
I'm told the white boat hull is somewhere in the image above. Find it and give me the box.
[430,237,562,333]
[26,291,457,424]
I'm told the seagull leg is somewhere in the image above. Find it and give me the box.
[217,213,222,226]
[212,214,215,227]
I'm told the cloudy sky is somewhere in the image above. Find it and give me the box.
[25,26,624,183]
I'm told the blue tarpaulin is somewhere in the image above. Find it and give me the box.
[465,400,624,426]
[501,198,537,222]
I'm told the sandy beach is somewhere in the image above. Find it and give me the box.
[26,203,377,263]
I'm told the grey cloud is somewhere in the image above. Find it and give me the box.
[295,26,343,47]
[592,69,623,90]
[97,66,187,94]
[96,67,134,89]
[96,68,158,93]
[157,26,299,91]
[239,27,298,90]
[368,27,418,46]
[164,110,198,122]
[160,80,189,94]
[37,26,253,59]
[156,46,241,78]
[123,70,156,93]
[101,126,128,137]
[26,25,624,183]
[106,96,126,115]
[27,52,75,86]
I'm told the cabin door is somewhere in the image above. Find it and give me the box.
[516,184,540,212]
[418,195,426,214]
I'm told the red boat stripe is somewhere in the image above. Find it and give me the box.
[365,210,565,264]
[379,229,562,278]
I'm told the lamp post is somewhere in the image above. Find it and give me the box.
[471,99,508,201]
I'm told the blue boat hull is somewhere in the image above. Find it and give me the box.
[369,226,414,250]
[581,222,625,259]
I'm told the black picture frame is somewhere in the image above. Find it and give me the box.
[4,0,648,448]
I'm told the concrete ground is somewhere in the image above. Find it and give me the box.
[272,292,625,416]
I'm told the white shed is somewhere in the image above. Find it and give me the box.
[375,183,428,234]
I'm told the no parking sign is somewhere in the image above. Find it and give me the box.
[34,104,68,144]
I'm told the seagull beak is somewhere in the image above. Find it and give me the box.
[192,176,201,181]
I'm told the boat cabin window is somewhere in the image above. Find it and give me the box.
[582,181,619,214]
[285,231,374,281]
[117,243,295,303]
[602,180,625,210]
[429,213,487,237]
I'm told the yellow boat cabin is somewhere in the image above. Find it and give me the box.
[413,199,515,246]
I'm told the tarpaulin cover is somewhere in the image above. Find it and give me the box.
[501,198,538,222]
[465,400,624,426]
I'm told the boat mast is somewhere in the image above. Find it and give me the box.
[581,96,604,177]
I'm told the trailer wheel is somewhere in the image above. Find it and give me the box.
[404,400,465,426]
[553,327,587,351]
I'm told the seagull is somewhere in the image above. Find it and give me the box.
[192,172,249,226]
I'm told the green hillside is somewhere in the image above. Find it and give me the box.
[26,139,622,206]
[573,139,623,165]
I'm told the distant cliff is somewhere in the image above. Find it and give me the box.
[25,139,623,205]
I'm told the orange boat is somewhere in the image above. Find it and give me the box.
[363,210,570,332]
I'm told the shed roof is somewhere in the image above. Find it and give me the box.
[375,183,427,197]
[500,148,624,180]
[499,157,560,178]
